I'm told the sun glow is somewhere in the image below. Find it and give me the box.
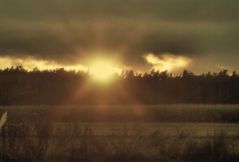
[0,56,123,82]
[89,60,122,82]
[0,56,88,72]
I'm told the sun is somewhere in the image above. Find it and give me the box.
[89,60,121,82]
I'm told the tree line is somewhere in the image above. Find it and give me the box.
[0,66,239,105]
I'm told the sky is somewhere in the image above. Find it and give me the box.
[0,0,239,73]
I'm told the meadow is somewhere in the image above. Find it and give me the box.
[1,105,239,162]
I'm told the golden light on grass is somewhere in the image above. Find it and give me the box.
[144,53,191,72]
[89,59,122,82]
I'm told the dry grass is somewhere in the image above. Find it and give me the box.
[0,105,239,162]
[0,120,239,162]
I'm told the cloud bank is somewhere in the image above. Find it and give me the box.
[0,0,238,72]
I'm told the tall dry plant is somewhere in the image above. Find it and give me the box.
[0,112,7,133]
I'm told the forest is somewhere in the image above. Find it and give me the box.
[0,66,239,105]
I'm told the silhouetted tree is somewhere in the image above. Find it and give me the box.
[0,67,239,105]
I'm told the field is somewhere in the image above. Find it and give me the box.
[1,105,239,162]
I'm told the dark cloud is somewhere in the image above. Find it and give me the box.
[1,0,239,22]
[0,20,203,65]
[0,0,238,70]
[0,27,74,55]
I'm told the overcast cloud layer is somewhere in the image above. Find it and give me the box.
[0,0,239,72]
